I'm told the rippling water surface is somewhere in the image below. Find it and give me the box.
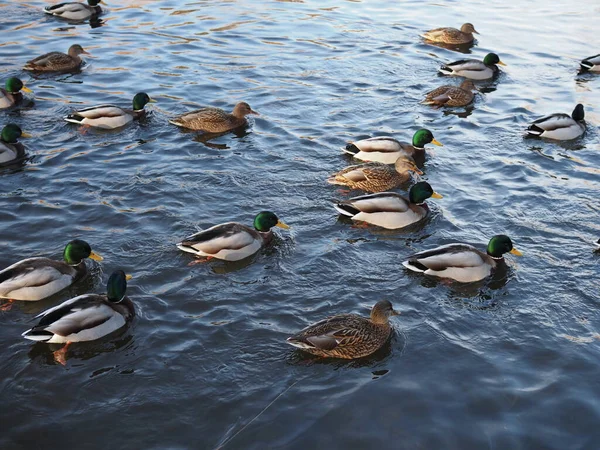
[1,0,600,448]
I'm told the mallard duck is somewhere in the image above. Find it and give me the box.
[169,102,259,133]
[422,79,476,107]
[44,0,103,21]
[421,23,479,45]
[23,44,90,72]
[286,299,400,359]
[64,93,155,129]
[334,181,442,230]
[343,129,443,164]
[439,53,505,80]
[402,235,522,283]
[177,211,289,261]
[327,155,421,193]
[0,77,33,109]
[580,54,600,72]
[0,239,103,301]
[0,124,31,167]
[526,104,585,141]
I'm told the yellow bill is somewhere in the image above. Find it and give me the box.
[20,132,32,138]
[148,98,157,103]
[510,248,522,256]
[125,274,133,281]
[431,138,443,147]
[276,220,290,229]
[431,192,443,199]
[89,251,104,261]
[21,86,33,93]
[497,61,507,66]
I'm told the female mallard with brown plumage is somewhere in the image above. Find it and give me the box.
[0,78,33,109]
[421,23,479,45]
[0,124,31,167]
[169,102,259,133]
[422,79,477,107]
[327,154,421,193]
[23,44,90,72]
[286,300,400,359]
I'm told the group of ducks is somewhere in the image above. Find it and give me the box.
[0,11,598,361]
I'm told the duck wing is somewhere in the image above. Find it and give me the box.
[288,314,367,350]
[528,113,574,133]
[25,52,71,68]
[404,243,486,271]
[335,192,409,216]
[0,258,75,299]
[178,222,259,254]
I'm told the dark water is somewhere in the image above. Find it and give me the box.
[1,0,600,448]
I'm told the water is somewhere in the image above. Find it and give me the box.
[1,0,599,448]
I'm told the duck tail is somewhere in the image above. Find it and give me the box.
[286,337,314,349]
[168,118,184,127]
[438,65,453,75]
[525,123,544,136]
[21,328,53,342]
[334,202,359,217]
[342,143,360,156]
[327,176,345,186]
[64,113,85,124]
[580,60,593,71]
[402,260,427,273]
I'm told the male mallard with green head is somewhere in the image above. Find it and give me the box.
[422,79,477,107]
[0,124,31,167]
[177,211,289,261]
[0,78,33,109]
[343,129,443,164]
[421,23,479,45]
[169,102,259,133]
[403,235,522,283]
[44,0,104,21]
[24,44,90,72]
[526,104,585,141]
[287,300,400,359]
[64,92,155,129]
[439,53,506,80]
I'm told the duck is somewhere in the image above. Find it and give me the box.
[64,93,155,129]
[23,44,90,72]
[402,234,522,283]
[439,53,505,80]
[177,211,289,262]
[421,23,479,45]
[422,79,477,107]
[169,102,259,133]
[286,300,400,359]
[525,104,585,141]
[343,129,443,164]
[0,124,31,167]
[580,54,600,73]
[334,181,442,230]
[595,239,600,249]
[0,239,103,301]
[327,155,421,193]
[0,77,33,109]
[44,0,103,21]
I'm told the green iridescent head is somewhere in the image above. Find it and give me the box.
[5,77,32,94]
[253,211,290,232]
[486,235,522,258]
[63,239,103,265]
[572,104,584,121]
[106,270,128,303]
[132,92,154,111]
[408,181,443,204]
[1,124,29,143]
[412,129,443,149]
[483,53,505,66]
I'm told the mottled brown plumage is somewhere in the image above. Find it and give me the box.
[23,44,89,72]
[169,101,259,133]
[327,155,420,193]
[423,79,476,107]
[421,23,478,45]
[286,300,400,359]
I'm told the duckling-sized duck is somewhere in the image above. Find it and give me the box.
[0,124,31,167]
[403,235,522,283]
[44,0,103,21]
[580,54,600,72]
[169,102,259,133]
[0,239,103,301]
[327,155,421,193]
[22,270,133,365]
[343,129,443,164]
[0,77,33,109]
[526,104,585,141]
[23,44,90,72]
[177,211,289,262]
[422,79,477,107]
[334,181,442,230]
[286,300,400,359]
[64,92,155,130]
[439,53,505,80]
[421,23,479,45]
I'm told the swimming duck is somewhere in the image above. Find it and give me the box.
[334,181,442,230]
[343,129,443,164]
[526,104,585,141]
[23,44,90,72]
[0,124,31,167]
[177,211,289,262]
[169,102,259,133]
[421,23,479,45]
[402,235,522,283]
[44,0,103,21]
[439,53,505,80]
[0,239,103,301]
[64,93,155,129]
[0,78,33,109]
[580,54,600,72]
[422,79,476,107]
[286,299,400,359]
[327,155,421,193]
